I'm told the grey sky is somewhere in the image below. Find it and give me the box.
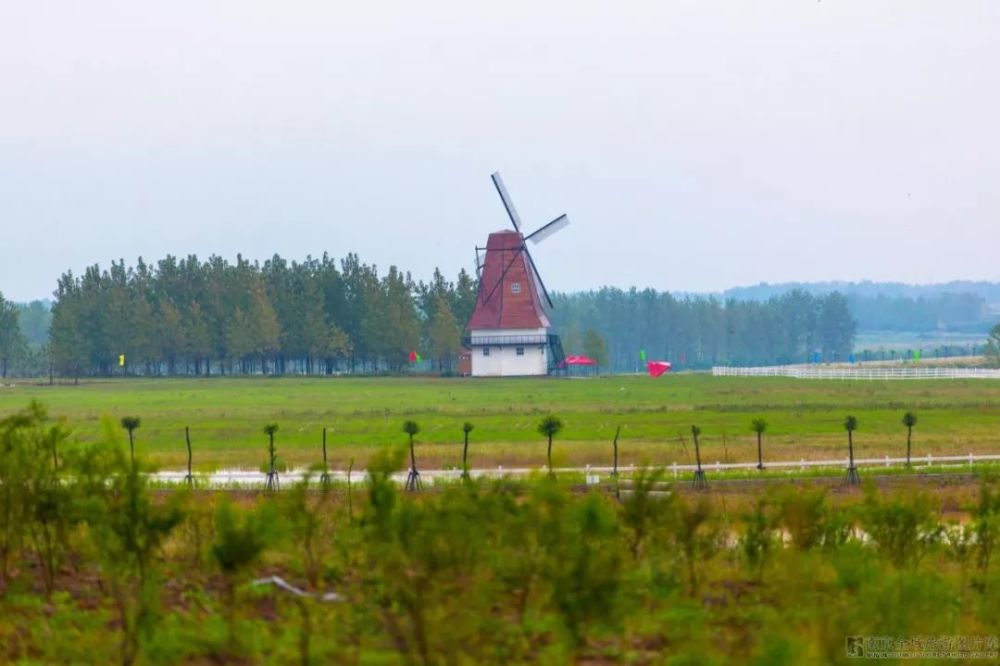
[2,1,998,302]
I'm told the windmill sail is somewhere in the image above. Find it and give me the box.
[490,172,522,232]
[526,214,569,244]
[523,246,554,309]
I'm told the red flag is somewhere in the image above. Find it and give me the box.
[408,350,417,363]
[646,361,671,378]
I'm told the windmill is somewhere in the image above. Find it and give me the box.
[466,172,570,376]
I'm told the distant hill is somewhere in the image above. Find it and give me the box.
[714,282,1000,334]
[722,281,1000,304]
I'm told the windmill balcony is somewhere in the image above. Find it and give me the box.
[463,334,553,347]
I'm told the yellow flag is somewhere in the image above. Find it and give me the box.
[118,354,125,367]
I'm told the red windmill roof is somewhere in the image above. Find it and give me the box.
[468,230,550,330]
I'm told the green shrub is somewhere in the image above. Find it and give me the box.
[83,422,184,665]
[973,476,1000,572]
[859,487,941,569]
[211,498,275,651]
[741,498,777,580]
[0,401,73,596]
[774,487,850,551]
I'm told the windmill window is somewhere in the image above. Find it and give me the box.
[483,348,490,357]
[511,282,522,294]
[516,346,524,356]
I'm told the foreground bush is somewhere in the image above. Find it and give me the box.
[0,406,999,663]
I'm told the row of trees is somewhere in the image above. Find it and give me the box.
[6,255,860,378]
[121,411,929,494]
[727,284,993,332]
[551,288,856,371]
[846,292,987,332]
[724,279,1000,304]
[43,254,476,377]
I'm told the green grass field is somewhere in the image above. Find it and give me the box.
[2,374,1000,470]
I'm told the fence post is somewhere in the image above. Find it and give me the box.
[672,462,678,479]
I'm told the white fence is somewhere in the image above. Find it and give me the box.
[655,453,1000,478]
[150,453,1000,487]
[712,365,1000,380]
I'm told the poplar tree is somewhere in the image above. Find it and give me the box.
[0,293,25,379]
[583,329,608,370]
[251,285,281,374]
[428,296,462,371]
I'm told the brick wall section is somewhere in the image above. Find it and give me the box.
[468,230,550,330]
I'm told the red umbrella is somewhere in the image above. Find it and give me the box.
[646,361,671,377]
[562,355,598,366]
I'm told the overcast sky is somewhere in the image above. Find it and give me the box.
[1,1,998,302]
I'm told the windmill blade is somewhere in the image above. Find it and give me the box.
[490,172,522,232]
[525,214,569,244]
[523,247,554,309]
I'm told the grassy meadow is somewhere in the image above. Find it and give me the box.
[2,374,1000,471]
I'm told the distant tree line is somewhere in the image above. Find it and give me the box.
[0,300,52,378]
[551,288,856,371]
[723,279,1000,303]
[725,282,997,333]
[846,293,986,332]
[987,325,1000,368]
[15,300,51,346]
[22,257,1000,377]
[38,254,475,378]
[6,259,860,378]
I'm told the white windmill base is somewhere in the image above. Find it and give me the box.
[469,328,550,377]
